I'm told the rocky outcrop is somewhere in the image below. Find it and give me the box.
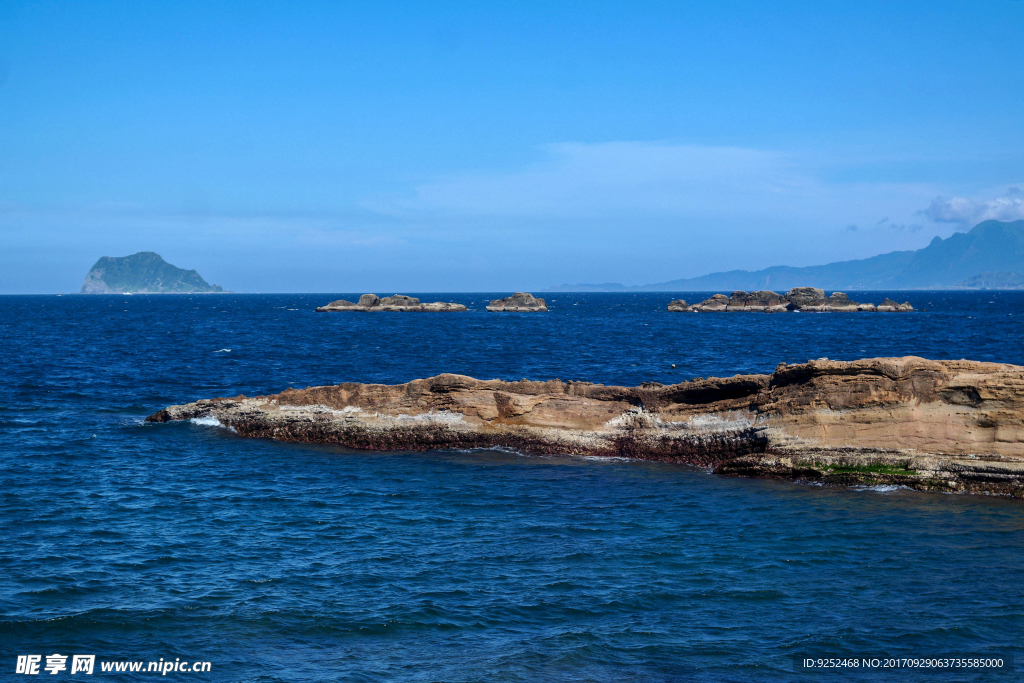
[316,294,467,312]
[487,292,548,312]
[148,356,1024,497]
[730,290,790,312]
[676,288,913,312]
[875,298,914,312]
[667,299,692,312]
[784,287,825,307]
[691,293,730,311]
[691,290,789,312]
[797,292,879,312]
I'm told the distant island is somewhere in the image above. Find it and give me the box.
[548,219,1024,291]
[81,252,226,294]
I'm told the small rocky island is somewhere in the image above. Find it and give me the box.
[486,292,548,312]
[81,251,225,294]
[148,356,1024,497]
[316,294,467,312]
[668,287,913,312]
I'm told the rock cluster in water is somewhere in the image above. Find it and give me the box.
[668,287,913,312]
[149,356,1024,498]
[486,292,548,312]
[316,294,467,312]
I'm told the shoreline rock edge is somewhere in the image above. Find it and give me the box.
[147,356,1024,497]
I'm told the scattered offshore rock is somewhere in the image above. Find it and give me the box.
[876,298,915,312]
[727,290,790,312]
[784,287,826,308]
[690,290,790,312]
[675,287,913,312]
[148,356,1024,497]
[692,293,730,311]
[667,299,692,312]
[316,294,467,312]
[487,292,548,312]
[798,292,875,312]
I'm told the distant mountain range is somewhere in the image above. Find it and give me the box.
[81,252,225,293]
[547,219,1024,291]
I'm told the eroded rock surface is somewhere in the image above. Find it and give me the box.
[316,294,467,312]
[487,292,548,312]
[785,287,826,307]
[148,356,1024,497]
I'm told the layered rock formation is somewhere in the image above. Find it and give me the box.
[487,292,548,312]
[677,288,913,312]
[148,357,1024,497]
[316,294,467,312]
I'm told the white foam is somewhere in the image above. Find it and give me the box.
[452,446,532,456]
[855,484,908,493]
[213,348,232,353]
[275,404,463,426]
[190,416,238,433]
[610,409,755,434]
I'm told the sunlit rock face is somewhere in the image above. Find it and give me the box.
[149,357,1024,497]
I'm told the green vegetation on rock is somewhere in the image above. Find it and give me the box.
[819,463,914,477]
[80,252,225,294]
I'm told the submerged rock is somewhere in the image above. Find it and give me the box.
[148,356,1024,498]
[486,292,548,312]
[316,294,467,312]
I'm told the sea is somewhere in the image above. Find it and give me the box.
[1,292,1022,682]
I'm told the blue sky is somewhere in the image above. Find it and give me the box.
[1,0,1023,292]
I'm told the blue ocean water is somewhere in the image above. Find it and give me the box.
[1,292,1022,681]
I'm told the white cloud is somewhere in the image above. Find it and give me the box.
[363,141,938,230]
[922,187,1024,226]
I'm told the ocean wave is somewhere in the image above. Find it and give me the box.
[854,484,910,493]
[189,416,237,433]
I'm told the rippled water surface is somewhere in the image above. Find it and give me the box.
[1,292,1022,681]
